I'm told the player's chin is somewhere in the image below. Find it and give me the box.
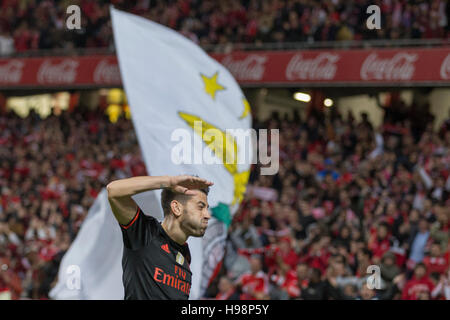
[192,226,208,237]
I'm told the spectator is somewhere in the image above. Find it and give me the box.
[402,263,435,300]
[408,218,431,266]
[215,276,240,300]
[423,242,449,275]
[230,215,261,249]
[301,267,327,300]
[0,26,14,55]
[380,251,401,283]
[431,267,450,300]
[235,255,270,300]
[368,223,392,264]
[358,284,377,300]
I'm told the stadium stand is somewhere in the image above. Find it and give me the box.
[0,109,147,299]
[0,99,449,299]
[0,0,449,301]
[0,0,449,56]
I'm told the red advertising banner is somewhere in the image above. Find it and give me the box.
[0,47,449,88]
[214,48,450,85]
[0,55,121,88]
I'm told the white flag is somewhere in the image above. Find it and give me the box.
[49,189,124,299]
[50,7,252,299]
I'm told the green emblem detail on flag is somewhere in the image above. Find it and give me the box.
[211,202,232,228]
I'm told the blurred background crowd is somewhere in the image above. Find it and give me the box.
[208,101,450,300]
[0,109,147,299]
[0,99,449,300]
[0,0,449,301]
[0,0,449,55]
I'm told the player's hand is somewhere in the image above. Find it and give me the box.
[168,175,214,195]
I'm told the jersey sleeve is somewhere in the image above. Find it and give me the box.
[120,205,155,250]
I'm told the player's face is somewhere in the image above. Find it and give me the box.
[180,190,210,237]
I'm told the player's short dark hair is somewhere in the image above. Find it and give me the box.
[160,181,210,217]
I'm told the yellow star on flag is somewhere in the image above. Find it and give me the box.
[201,72,225,100]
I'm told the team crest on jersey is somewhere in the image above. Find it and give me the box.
[176,252,185,265]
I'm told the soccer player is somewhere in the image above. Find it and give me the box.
[106,175,213,300]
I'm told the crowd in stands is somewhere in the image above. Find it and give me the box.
[0,94,449,300]
[0,109,146,299]
[1,0,449,55]
[207,99,450,300]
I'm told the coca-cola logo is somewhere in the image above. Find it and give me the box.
[439,54,450,80]
[37,59,79,84]
[93,59,121,84]
[0,60,24,84]
[220,54,267,81]
[360,53,417,81]
[285,53,339,80]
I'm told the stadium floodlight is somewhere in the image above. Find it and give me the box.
[324,98,334,107]
[293,92,311,102]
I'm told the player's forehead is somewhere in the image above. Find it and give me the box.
[186,190,208,205]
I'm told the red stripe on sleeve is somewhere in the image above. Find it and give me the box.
[120,206,140,229]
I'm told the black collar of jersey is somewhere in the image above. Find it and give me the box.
[158,222,189,253]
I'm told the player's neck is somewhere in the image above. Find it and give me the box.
[161,218,187,245]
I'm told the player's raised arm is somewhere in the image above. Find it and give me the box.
[106,175,213,225]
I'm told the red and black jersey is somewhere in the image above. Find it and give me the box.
[120,205,192,300]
